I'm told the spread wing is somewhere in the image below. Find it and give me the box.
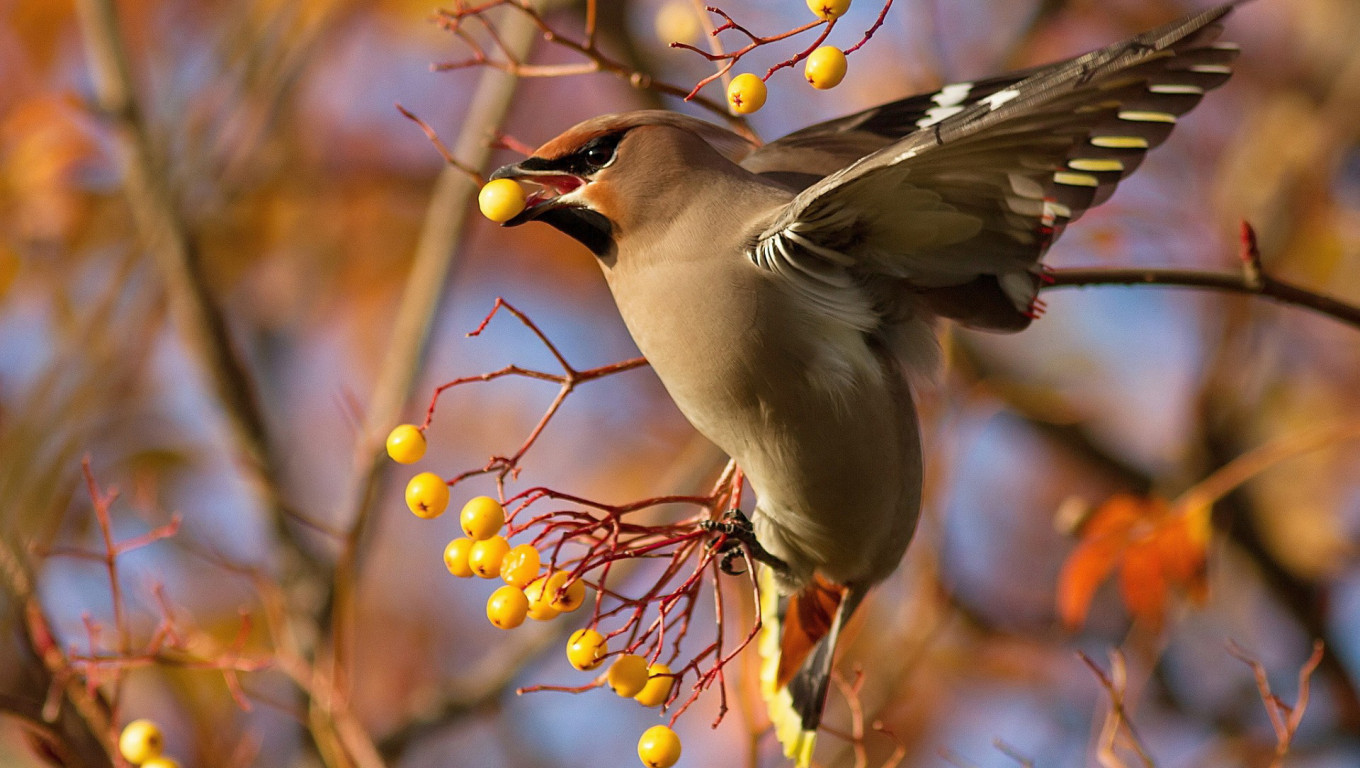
[748,2,1243,331]
[741,69,1039,185]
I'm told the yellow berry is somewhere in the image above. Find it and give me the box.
[726,73,767,115]
[804,46,847,90]
[654,0,700,45]
[460,496,505,540]
[385,424,426,464]
[608,654,651,698]
[405,472,449,519]
[524,577,562,621]
[806,0,850,21]
[633,663,674,707]
[545,570,587,612]
[118,719,164,764]
[637,725,682,768]
[566,628,608,671]
[478,178,526,223]
[468,535,510,579]
[500,544,541,588]
[141,759,181,768]
[486,585,530,629]
[443,537,474,578]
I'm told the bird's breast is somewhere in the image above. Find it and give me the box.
[601,253,922,588]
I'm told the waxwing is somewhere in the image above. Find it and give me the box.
[491,3,1243,764]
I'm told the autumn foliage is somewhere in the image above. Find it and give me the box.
[1057,493,1209,631]
[2,1,1359,767]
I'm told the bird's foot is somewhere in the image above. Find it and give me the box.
[701,509,789,576]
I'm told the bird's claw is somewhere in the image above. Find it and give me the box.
[701,509,788,576]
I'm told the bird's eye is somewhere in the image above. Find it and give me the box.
[584,144,614,168]
[580,134,622,170]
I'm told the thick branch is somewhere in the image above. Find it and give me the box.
[73,0,322,569]
[325,0,554,711]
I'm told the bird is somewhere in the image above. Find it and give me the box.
[488,3,1243,764]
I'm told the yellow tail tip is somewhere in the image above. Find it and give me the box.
[759,565,818,766]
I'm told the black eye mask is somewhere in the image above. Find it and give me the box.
[515,131,626,177]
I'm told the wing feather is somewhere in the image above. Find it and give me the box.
[748,2,1244,332]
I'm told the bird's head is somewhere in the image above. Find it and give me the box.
[490,111,754,259]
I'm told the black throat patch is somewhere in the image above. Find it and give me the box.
[537,206,614,258]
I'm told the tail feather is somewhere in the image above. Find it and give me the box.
[759,566,867,767]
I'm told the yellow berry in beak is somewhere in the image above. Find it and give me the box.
[805,46,848,90]
[727,73,767,115]
[478,178,527,222]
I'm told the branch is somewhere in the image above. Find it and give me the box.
[72,0,327,578]
[0,536,116,764]
[420,298,648,489]
[374,626,566,760]
[1226,640,1326,767]
[434,0,741,129]
[1174,421,1360,515]
[1043,223,1360,329]
[1078,650,1156,768]
[324,0,546,716]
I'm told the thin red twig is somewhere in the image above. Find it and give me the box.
[424,298,767,726]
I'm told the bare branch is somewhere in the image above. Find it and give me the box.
[1044,223,1360,329]
[1227,640,1326,767]
[72,0,328,571]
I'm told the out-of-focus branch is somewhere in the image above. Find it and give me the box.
[1043,224,1360,329]
[1079,650,1156,768]
[374,626,565,761]
[1226,640,1325,767]
[434,0,743,130]
[325,0,549,696]
[0,536,115,765]
[72,0,324,571]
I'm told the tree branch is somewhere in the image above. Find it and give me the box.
[324,0,564,717]
[1042,223,1360,330]
[1044,268,1360,328]
[72,0,325,569]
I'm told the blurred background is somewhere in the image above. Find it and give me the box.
[2,0,1358,766]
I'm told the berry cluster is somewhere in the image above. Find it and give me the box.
[118,719,180,768]
[715,0,856,115]
[388,424,723,767]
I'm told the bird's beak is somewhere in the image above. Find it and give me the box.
[488,159,614,256]
[489,161,587,228]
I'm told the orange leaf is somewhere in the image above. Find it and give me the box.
[1119,538,1171,631]
[1056,494,1182,630]
[1057,533,1126,630]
